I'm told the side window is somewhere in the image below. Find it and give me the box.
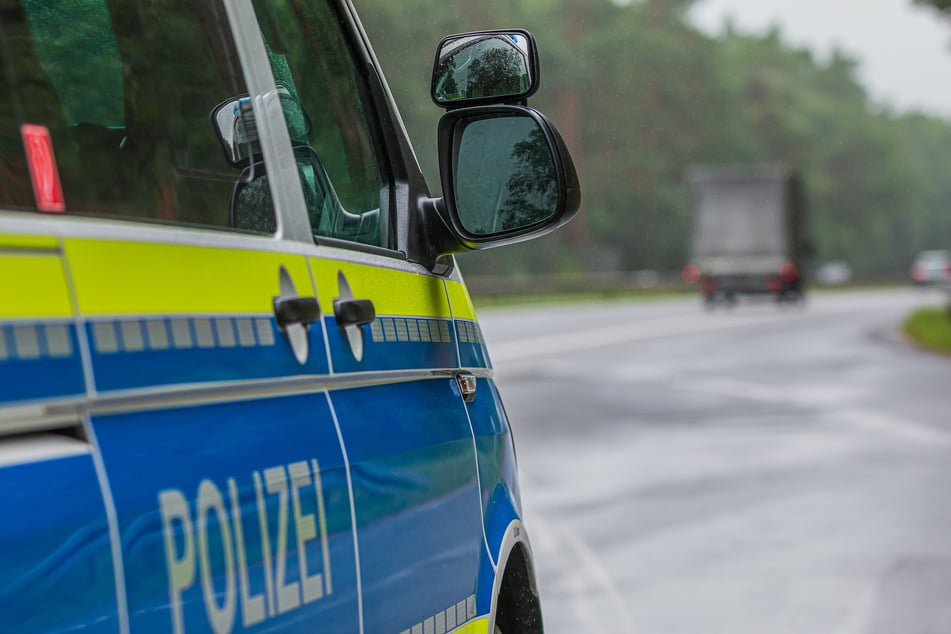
[0,0,268,233]
[251,0,388,249]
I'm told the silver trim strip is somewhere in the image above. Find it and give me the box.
[0,368,494,418]
[85,369,462,416]
[0,434,89,469]
[224,0,314,244]
[0,367,494,421]
[0,405,83,437]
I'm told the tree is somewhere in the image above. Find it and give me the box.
[355,0,951,280]
[913,0,951,13]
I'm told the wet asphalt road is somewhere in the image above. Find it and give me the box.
[478,289,951,634]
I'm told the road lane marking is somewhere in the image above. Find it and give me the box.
[491,312,793,362]
[522,476,638,634]
[487,290,940,363]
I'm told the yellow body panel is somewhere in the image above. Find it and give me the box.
[445,279,478,321]
[64,238,313,316]
[453,617,489,634]
[0,253,73,319]
[309,258,452,318]
[0,234,60,251]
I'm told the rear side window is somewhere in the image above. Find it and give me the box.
[251,0,389,248]
[0,0,262,232]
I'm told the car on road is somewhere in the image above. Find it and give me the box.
[909,250,951,286]
[815,260,852,286]
[0,2,579,632]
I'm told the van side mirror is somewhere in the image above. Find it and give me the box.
[431,29,539,108]
[436,105,580,250]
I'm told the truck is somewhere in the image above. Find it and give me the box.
[684,164,808,306]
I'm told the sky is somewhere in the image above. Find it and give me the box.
[687,0,951,119]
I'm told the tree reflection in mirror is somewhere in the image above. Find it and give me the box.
[434,33,531,104]
[455,114,557,236]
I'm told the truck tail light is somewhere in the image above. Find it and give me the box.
[699,276,717,295]
[779,262,799,283]
[681,264,701,284]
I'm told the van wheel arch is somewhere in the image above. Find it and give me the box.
[490,521,543,634]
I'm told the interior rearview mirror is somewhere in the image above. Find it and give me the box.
[431,29,539,109]
[211,84,311,166]
[211,96,259,166]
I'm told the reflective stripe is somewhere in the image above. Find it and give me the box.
[445,280,477,321]
[310,259,452,319]
[455,319,491,370]
[0,253,73,318]
[451,616,488,634]
[86,316,328,392]
[64,238,314,316]
[0,235,84,403]
[399,606,487,634]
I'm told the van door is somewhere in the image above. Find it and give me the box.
[244,1,489,631]
[3,1,360,631]
[312,254,486,634]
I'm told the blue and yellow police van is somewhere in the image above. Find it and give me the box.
[0,1,579,632]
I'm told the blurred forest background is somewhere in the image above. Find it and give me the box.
[356,0,951,283]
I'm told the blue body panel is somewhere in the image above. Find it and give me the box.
[0,322,85,405]
[90,394,359,633]
[329,379,485,633]
[0,450,120,633]
[87,319,329,392]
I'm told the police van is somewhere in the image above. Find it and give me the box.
[0,1,579,633]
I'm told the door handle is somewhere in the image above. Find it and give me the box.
[333,297,375,328]
[273,296,320,330]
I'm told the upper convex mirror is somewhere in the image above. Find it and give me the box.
[431,29,539,108]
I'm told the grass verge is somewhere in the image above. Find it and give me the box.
[903,306,951,355]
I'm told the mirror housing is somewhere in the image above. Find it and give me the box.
[436,105,580,251]
[431,29,539,109]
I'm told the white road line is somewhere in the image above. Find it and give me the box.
[523,477,638,634]
[832,580,879,634]
[841,408,951,448]
[491,312,792,362]
[487,291,938,363]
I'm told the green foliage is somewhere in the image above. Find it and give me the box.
[355,0,951,278]
[914,0,951,13]
[903,306,951,354]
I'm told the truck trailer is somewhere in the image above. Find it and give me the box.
[684,164,808,306]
